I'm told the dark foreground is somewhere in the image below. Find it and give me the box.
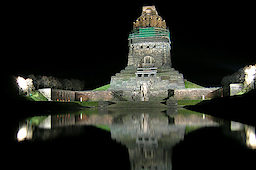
[7,125,256,170]
[9,126,131,170]
[186,89,256,126]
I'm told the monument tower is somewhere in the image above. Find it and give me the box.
[127,6,171,69]
[109,6,185,101]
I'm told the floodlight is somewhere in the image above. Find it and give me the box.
[17,76,28,91]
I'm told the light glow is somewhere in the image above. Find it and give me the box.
[246,126,256,149]
[248,133,256,148]
[16,76,33,93]
[244,65,256,86]
[17,76,28,91]
[17,126,27,141]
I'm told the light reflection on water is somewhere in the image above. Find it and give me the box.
[17,107,256,169]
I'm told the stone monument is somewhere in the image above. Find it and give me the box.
[109,6,185,101]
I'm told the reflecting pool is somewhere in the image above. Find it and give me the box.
[15,106,255,169]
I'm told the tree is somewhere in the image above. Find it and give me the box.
[48,76,62,89]
[41,76,50,88]
[70,79,84,90]
[62,79,72,90]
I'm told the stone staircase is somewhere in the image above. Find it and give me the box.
[109,66,185,101]
[108,101,168,109]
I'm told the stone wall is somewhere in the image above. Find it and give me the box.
[174,88,221,100]
[127,40,171,68]
[39,88,113,102]
[51,89,76,101]
[39,87,223,102]
[76,91,113,101]
[120,89,168,101]
[230,83,244,96]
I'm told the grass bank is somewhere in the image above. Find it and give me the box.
[177,100,203,106]
[25,91,48,101]
[72,101,99,107]
[92,80,203,91]
[184,80,204,88]
[93,84,110,91]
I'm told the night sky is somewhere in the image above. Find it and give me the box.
[4,0,255,89]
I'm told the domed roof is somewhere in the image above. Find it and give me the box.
[133,6,167,29]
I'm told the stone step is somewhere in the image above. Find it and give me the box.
[115,73,135,77]
[108,101,167,109]
[120,69,136,74]
[157,67,175,72]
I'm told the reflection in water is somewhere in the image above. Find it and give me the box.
[17,107,256,169]
[231,121,256,149]
[111,111,183,170]
[17,125,31,141]
[245,126,256,149]
[110,109,222,170]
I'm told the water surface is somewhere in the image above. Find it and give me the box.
[15,107,255,169]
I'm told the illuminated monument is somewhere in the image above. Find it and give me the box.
[109,6,185,101]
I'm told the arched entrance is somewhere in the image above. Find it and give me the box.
[139,56,155,68]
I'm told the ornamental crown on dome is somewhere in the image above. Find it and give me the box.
[133,6,167,29]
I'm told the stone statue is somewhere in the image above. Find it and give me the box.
[140,82,149,101]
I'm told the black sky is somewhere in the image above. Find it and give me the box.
[4,0,255,89]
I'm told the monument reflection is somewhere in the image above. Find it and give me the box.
[110,109,219,170]
[17,108,255,169]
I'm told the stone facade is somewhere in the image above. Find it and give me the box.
[127,38,171,68]
[51,89,76,102]
[229,83,244,96]
[38,88,76,101]
[174,88,222,100]
[221,64,255,96]
[110,68,185,101]
[39,89,113,102]
[109,6,185,101]
[76,91,113,101]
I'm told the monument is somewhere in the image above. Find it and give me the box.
[109,6,185,101]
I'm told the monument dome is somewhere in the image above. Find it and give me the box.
[133,6,167,29]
